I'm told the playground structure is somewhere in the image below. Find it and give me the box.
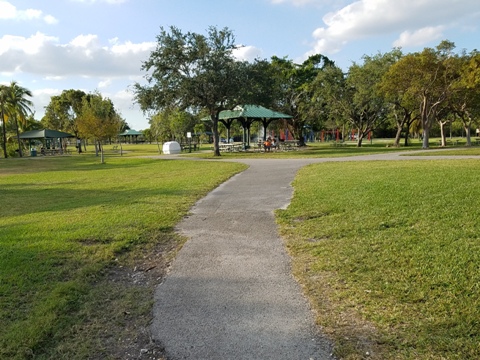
[319,129,372,142]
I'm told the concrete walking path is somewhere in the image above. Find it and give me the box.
[151,151,478,359]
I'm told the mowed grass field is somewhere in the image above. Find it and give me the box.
[1,142,479,359]
[0,154,246,359]
[277,159,480,359]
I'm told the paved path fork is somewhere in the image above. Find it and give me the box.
[151,151,479,359]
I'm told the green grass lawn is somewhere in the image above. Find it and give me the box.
[0,155,246,359]
[80,137,480,159]
[277,159,480,359]
[2,142,479,359]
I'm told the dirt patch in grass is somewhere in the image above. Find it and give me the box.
[55,235,186,360]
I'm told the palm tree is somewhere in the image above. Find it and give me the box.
[0,85,9,158]
[5,81,34,157]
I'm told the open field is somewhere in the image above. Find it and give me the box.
[104,138,480,159]
[1,143,479,359]
[277,159,480,359]
[0,155,246,359]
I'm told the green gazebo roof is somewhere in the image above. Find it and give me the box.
[19,129,75,139]
[203,105,292,121]
[119,129,143,136]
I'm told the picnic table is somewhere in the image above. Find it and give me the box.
[279,140,300,151]
[219,143,242,152]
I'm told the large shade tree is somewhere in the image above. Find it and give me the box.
[344,51,400,147]
[449,51,480,146]
[311,63,348,139]
[42,89,87,138]
[383,41,459,148]
[134,26,267,156]
[379,50,422,147]
[271,54,335,146]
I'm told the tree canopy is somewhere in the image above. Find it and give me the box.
[77,91,122,163]
[1,81,34,157]
[42,89,88,138]
[134,26,275,156]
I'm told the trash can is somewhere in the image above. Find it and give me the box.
[30,149,37,157]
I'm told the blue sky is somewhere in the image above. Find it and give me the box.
[1,0,479,130]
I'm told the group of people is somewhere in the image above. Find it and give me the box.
[263,136,277,152]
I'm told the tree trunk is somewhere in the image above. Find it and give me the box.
[404,132,409,147]
[465,126,471,146]
[297,126,305,147]
[421,96,430,149]
[14,115,23,157]
[439,121,447,147]
[99,140,105,164]
[393,125,403,147]
[356,127,364,147]
[422,126,430,149]
[212,114,221,156]
[1,111,7,158]
[421,115,431,149]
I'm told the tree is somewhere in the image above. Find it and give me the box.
[43,89,90,152]
[169,109,197,142]
[149,111,174,143]
[315,52,396,147]
[134,26,263,156]
[271,54,335,146]
[0,85,9,158]
[449,51,480,146]
[77,92,121,163]
[384,41,459,148]
[379,50,423,146]
[311,64,348,139]
[345,52,401,146]
[148,108,197,144]
[4,81,34,157]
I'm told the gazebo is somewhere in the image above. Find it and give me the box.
[118,129,143,144]
[203,105,292,149]
[20,129,75,154]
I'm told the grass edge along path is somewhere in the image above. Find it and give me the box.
[277,159,480,360]
[0,156,247,359]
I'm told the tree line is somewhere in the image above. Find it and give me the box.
[135,27,480,154]
[3,26,480,159]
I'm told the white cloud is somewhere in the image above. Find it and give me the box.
[307,0,480,55]
[31,88,62,115]
[0,1,58,24]
[0,1,16,18]
[98,79,112,88]
[70,34,99,48]
[233,45,263,61]
[110,40,157,55]
[111,89,134,109]
[0,32,58,56]
[44,15,59,25]
[393,26,445,48]
[0,32,155,79]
